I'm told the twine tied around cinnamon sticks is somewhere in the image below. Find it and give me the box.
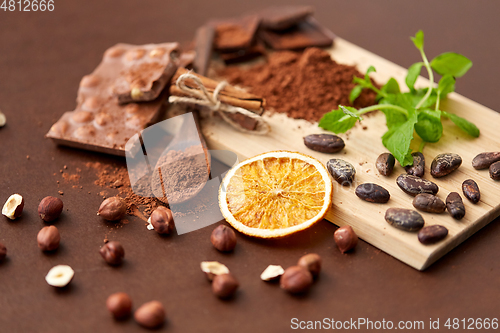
[168,72,270,135]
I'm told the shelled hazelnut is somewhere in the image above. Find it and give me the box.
[37,226,60,252]
[200,261,230,281]
[106,292,132,320]
[212,273,239,299]
[297,253,322,278]
[134,301,166,329]
[211,225,237,252]
[2,194,24,220]
[45,265,74,287]
[334,225,358,253]
[150,206,174,234]
[100,241,125,265]
[38,196,63,222]
[280,266,313,294]
[97,197,126,221]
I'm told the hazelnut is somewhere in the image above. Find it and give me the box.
[297,253,322,278]
[0,111,5,127]
[200,261,229,281]
[210,225,237,252]
[150,206,175,234]
[0,242,7,261]
[2,194,24,220]
[260,265,285,281]
[106,292,132,320]
[45,265,74,287]
[280,266,313,294]
[37,226,60,252]
[38,196,63,222]
[134,300,166,329]
[100,241,125,265]
[97,197,126,221]
[334,225,358,254]
[130,87,144,100]
[212,273,239,299]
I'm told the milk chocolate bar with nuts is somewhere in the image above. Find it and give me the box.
[46,43,175,156]
[109,43,180,103]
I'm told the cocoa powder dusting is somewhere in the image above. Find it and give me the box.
[218,47,378,122]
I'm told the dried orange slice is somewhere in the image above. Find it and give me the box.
[219,151,332,238]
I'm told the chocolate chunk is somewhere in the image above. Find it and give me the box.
[355,183,390,203]
[111,43,180,104]
[258,5,314,31]
[376,153,395,176]
[259,17,334,51]
[396,174,439,196]
[303,134,344,153]
[412,193,446,213]
[219,42,266,64]
[418,225,448,245]
[212,15,260,52]
[462,179,480,204]
[472,152,500,170]
[404,152,425,177]
[385,208,425,232]
[490,161,500,180]
[46,43,177,156]
[194,25,215,76]
[430,153,462,178]
[446,192,466,220]
[326,159,355,186]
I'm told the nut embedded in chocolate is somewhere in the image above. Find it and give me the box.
[212,273,239,299]
[404,152,425,177]
[150,206,175,234]
[97,197,126,221]
[37,226,60,252]
[280,266,313,294]
[418,225,448,245]
[376,153,395,176]
[446,192,466,220]
[303,134,345,153]
[100,241,125,266]
[334,225,358,253]
[472,152,500,170]
[297,253,321,278]
[2,194,24,220]
[412,194,446,213]
[107,292,133,320]
[430,153,462,178]
[0,242,6,261]
[38,196,63,222]
[134,300,166,329]
[211,225,237,252]
[462,179,480,204]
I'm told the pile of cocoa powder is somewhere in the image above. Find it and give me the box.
[218,47,378,122]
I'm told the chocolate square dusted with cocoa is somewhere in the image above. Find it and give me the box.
[46,43,174,156]
[212,15,260,52]
[258,5,314,31]
[109,43,180,103]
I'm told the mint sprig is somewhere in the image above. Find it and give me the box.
[319,30,479,166]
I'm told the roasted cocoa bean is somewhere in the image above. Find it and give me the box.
[326,159,355,186]
[376,153,395,176]
[418,225,448,244]
[446,192,466,220]
[404,152,425,177]
[412,193,446,213]
[430,153,462,178]
[396,174,439,196]
[303,134,345,153]
[384,208,425,232]
[490,161,500,180]
[355,183,390,203]
[472,152,500,170]
[462,179,480,204]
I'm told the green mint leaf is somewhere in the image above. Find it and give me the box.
[414,109,443,143]
[400,90,437,109]
[349,85,363,104]
[411,30,424,50]
[443,112,480,137]
[378,78,400,100]
[431,52,472,78]
[405,62,423,92]
[379,95,408,129]
[340,105,363,121]
[365,66,376,81]
[382,108,418,166]
[318,109,357,134]
[437,74,456,96]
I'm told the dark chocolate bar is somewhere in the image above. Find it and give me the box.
[212,15,260,52]
[219,42,266,64]
[258,5,314,31]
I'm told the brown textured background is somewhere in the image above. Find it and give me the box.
[1,1,499,332]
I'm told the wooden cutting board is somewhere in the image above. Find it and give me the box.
[199,37,500,270]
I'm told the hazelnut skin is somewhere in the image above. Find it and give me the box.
[297,253,321,278]
[37,226,60,252]
[134,300,166,329]
[106,292,132,320]
[334,225,358,253]
[150,206,175,234]
[97,197,126,221]
[212,273,239,299]
[280,266,313,294]
[100,241,125,265]
[38,196,63,222]
[211,225,237,252]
